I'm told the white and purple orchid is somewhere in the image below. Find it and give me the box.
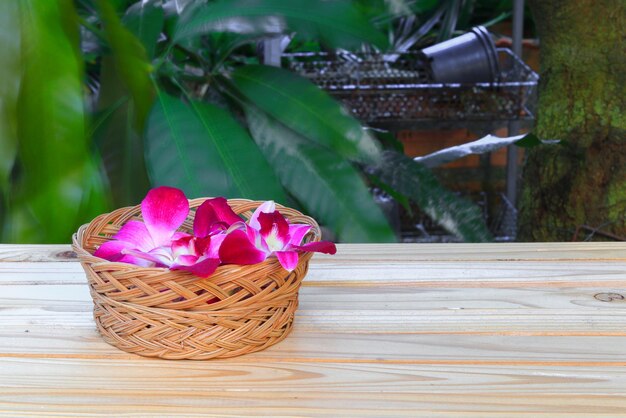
[94,187,336,277]
[219,200,337,271]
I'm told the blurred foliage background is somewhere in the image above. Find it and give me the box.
[1,0,520,244]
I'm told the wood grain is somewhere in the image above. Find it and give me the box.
[1,242,625,263]
[2,284,626,335]
[1,243,626,416]
[2,260,626,288]
[1,359,626,416]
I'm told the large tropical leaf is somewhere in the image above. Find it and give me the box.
[174,0,388,50]
[98,0,154,130]
[231,65,381,164]
[145,93,289,202]
[246,107,396,243]
[372,150,492,242]
[0,2,20,190]
[7,0,109,243]
[93,57,152,207]
[94,1,156,206]
[122,0,164,59]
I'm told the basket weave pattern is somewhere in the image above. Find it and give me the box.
[72,198,321,360]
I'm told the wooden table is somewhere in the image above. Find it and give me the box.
[1,243,626,416]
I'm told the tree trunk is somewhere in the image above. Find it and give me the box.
[518,0,626,241]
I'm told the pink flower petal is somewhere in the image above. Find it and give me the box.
[248,200,275,230]
[293,241,337,254]
[171,257,221,278]
[119,255,154,268]
[194,198,243,237]
[94,240,129,262]
[258,211,289,252]
[246,226,269,253]
[172,231,192,241]
[227,221,247,234]
[206,233,226,259]
[219,229,268,265]
[95,241,154,267]
[113,220,155,251]
[173,254,199,266]
[193,236,212,256]
[122,247,173,267]
[171,235,197,258]
[275,250,299,272]
[288,224,312,247]
[141,186,189,247]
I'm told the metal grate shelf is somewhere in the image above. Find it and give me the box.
[285,48,538,130]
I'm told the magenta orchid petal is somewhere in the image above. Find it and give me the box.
[227,221,247,234]
[171,257,221,278]
[141,186,189,247]
[288,224,312,247]
[206,233,226,259]
[249,200,276,230]
[113,220,155,251]
[172,254,199,266]
[121,247,173,267]
[210,198,243,225]
[95,241,154,267]
[208,222,230,235]
[275,250,299,272]
[94,240,131,262]
[194,198,243,237]
[258,211,290,252]
[219,230,268,265]
[119,255,154,268]
[193,200,218,237]
[293,241,337,255]
[192,236,212,256]
[172,231,191,241]
[246,225,269,254]
[171,235,196,259]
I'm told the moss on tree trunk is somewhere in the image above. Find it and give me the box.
[518,0,626,241]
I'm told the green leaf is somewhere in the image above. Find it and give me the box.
[145,93,289,202]
[8,0,109,243]
[231,65,381,163]
[246,107,396,243]
[122,1,164,59]
[372,150,492,242]
[437,0,462,42]
[93,57,152,207]
[174,0,388,50]
[0,2,20,190]
[98,0,155,130]
[366,127,404,153]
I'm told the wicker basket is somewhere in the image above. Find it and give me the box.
[72,198,321,360]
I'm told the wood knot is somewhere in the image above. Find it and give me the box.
[594,292,624,302]
[56,250,77,260]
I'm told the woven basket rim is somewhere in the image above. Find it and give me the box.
[72,197,321,278]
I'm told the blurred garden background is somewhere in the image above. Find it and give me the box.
[0,0,623,244]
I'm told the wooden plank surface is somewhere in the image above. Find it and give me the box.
[0,243,625,416]
[1,242,625,262]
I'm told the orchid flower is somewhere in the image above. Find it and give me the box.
[219,201,337,272]
[94,187,224,278]
[94,187,336,277]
